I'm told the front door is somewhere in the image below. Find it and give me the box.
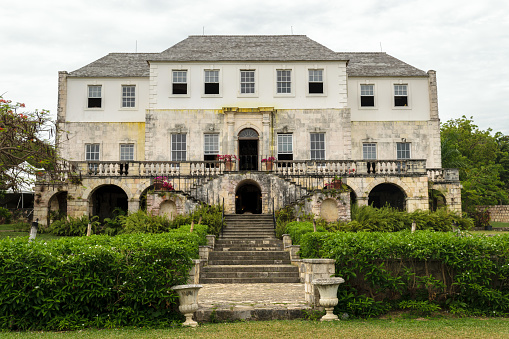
[238,128,259,171]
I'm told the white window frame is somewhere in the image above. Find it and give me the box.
[204,134,219,155]
[310,133,326,160]
[238,69,258,97]
[393,83,411,108]
[120,143,135,161]
[121,85,136,109]
[171,134,187,162]
[203,69,221,97]
[307,69,326,96]
[397,142,411,159]
[359,83,376,108]
[363,143,377,160]
[85,143,100,161]
[275,69,293,96]
[87,85,102,109]
[172,70,190,97]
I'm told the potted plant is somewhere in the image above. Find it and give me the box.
[153,176,174,191]
[218,154,237,171]
[261,156,276,171]
[324,176,344,190]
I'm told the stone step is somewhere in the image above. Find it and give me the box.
[207,259,291,265]
[209,253,290,262]
[201,271,299,279]
[199,277,300,284]
[221,232,275,237]
[216,246,283,251]
[202,265,297,273]
[220,235,275,239]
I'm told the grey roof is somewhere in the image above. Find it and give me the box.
[338,52,427,77]
[68,36,428,78]
[152,35,343,62]
[69,53,157,77]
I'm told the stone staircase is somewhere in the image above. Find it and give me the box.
[200,214,301,284]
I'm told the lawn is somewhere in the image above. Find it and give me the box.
[3,318,509,339]
[491,222,509,228]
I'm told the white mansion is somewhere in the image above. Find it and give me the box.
[34,35,461,225]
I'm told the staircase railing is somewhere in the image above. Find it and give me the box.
[272,197,276,233]
[221,197,225,238]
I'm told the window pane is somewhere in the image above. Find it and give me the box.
[240,71,255,94]
[397,143,411,159]
[204,134,219,154]
[310,133,325,160]
[277,70,291,94]
[86,144,100,161]
[277,134,293,154]
[122,85,136,108]
[171,134,186,161]
[120,144,134,161]
[363,143,376,160]
[205,70,219,83]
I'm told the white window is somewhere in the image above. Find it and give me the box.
[308,69,323,94]
[277,134,293,161]
[204,134,219,166]
[363,143,377,160]
[310,133,325,160]
[277,70,291,94]
[172,70,187,95]
[240,70,255,94]
[360,84,375,107]
[394,84,408,106]
[204,70,219,95]
[122,85,136,108]
[85,144,100,161]
[397,142,411,159]
[171,134,187,161]
[87,85,102,108]
[120,144,134,161]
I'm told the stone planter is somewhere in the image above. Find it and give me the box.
[312,277,345,321]
[171,284,202,327]
[224,160,235,171]
[263,161,274,171]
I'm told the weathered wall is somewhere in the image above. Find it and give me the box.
[477,205,509,223]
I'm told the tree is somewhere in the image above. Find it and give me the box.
[441,116,509,214]
[0,97,56,193]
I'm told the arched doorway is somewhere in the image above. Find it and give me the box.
[429,189,446,211]
[235,181,262,214]
[47,191,67,225]
[90,185,128,222]
[238,128,259,171]
[368,183,406,210]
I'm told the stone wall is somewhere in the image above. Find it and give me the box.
[477,205,509,223]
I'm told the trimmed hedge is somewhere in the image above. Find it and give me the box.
[300,231,509,317]
[0,225,207,330]
[284,221,326,245]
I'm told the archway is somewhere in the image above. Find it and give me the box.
[235,181,262,214]
[368,183,406,210]
[159,200,177,220]
[238,128,259,171]
[47,191,67,225]
[429,189,446,211]
[90,185,128,222]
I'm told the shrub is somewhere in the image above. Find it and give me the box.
[0,207,12,224]
[299,231,509,317]
[0,232,199,330]
[284,221,326,245]
[48,215,100,236]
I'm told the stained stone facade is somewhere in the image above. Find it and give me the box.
[34,35,461,227]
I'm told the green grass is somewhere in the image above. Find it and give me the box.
[2,318,509,338]
[0,231,61,240]
[491,222,509,228]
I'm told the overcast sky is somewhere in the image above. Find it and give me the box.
[1,0,508,135]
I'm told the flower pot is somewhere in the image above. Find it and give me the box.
[331,180,342,189]
[171,284,203,327]
[312,277,345,321]
[154,182,163,191]
[263,161,273,171]
[224,160,235,171]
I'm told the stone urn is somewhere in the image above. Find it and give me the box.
[171,284,202,327]
[312,277,345,321]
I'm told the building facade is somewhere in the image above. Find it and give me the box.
[34,35,461,226]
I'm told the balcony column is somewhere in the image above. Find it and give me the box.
[128,199,140,214]
[227,112,235,155]
[262,111,271,158]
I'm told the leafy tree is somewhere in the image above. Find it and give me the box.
[0,97,56,193]
[441,116,509,214]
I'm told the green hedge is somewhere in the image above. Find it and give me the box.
[284,221,326,245]
[300,231,509,317]
[0,227,206,330]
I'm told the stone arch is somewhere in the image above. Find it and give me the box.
[429,188,447,211]
[88,184,129,222]
[235,179,262,214]
[47,191,68,225]
[320,198,341,222]
[363,177,412,199]
[368,183,407,210]
[159,200,177,220]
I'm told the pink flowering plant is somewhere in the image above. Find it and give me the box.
[261,156,276,163]
[217,154,238,161]
[153,176,174,190]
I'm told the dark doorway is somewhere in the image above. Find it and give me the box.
[235,182,262,214]
[90,185,128,222]
[238,128,259,171]
[368,183,406,210]
[429,189,446,211]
